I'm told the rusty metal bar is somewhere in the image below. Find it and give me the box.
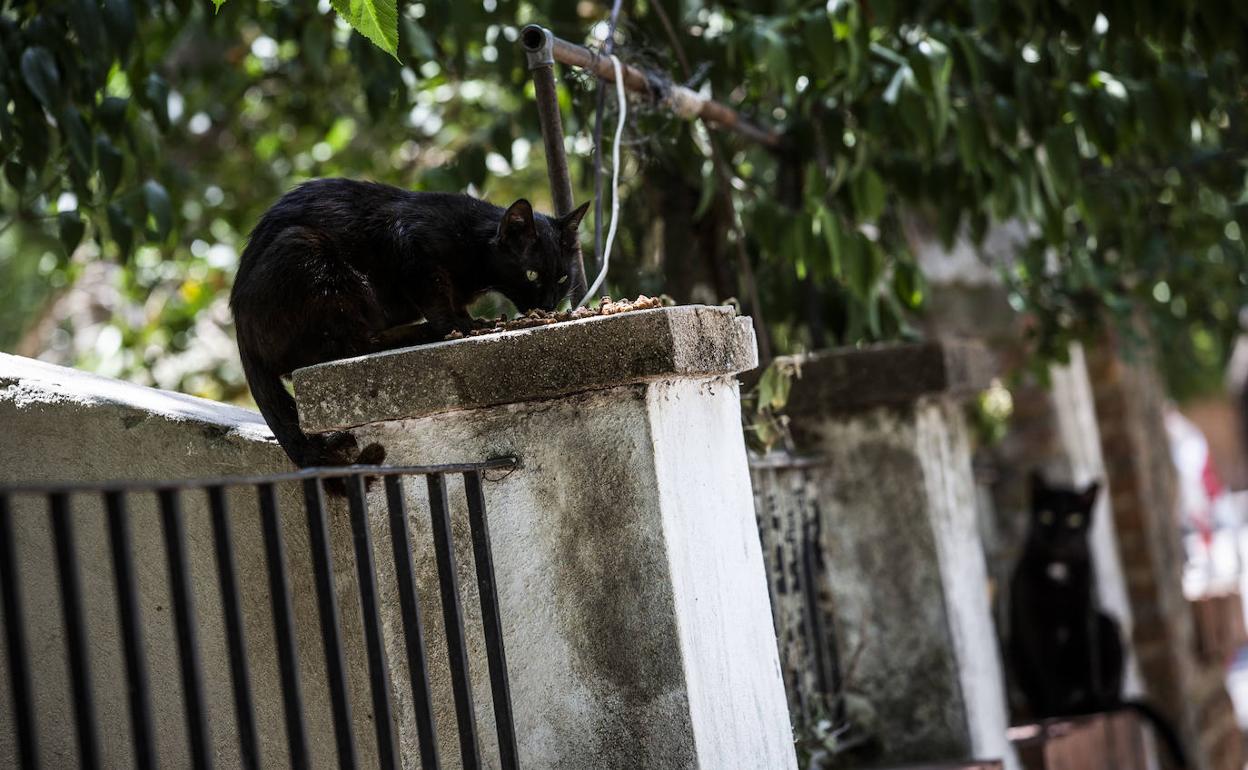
[522,25,588,301]
[105,490,157,770]
[159,488,213,770]
[207,485,261,769]
[51,491,100,770]
[0,492,39,769]
[524,25,782,150]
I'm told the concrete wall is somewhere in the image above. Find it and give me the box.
[752,342,1017,769]
[0,353,381,769]
[800,400,1014,768]
[293,306,797,769]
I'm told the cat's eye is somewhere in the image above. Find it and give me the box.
[1066,513,1084,528]
[557,275,568,284]
[1039,510,1055,525]
[525,269,539,283]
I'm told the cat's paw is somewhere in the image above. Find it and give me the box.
[321,432,360,464]
[356,443,387,466]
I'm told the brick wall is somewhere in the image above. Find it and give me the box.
[1085,327,1244,770]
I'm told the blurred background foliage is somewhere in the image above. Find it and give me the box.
[0,0,1245,404]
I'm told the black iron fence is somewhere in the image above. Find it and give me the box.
[749,453,843,727]
[0,460,519,770]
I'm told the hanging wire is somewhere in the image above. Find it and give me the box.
[580,54,626,306]
[591,0,625,277]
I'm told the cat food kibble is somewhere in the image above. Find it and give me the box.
[442,295,665,340]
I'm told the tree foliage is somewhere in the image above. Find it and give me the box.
[0,0,1244,400]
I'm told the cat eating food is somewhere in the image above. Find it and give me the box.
[230,178,589,469]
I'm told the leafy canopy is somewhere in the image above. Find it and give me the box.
[0,0,1244,401]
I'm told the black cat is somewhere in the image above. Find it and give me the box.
[230,178,589,468]
[1008,472,1187,767]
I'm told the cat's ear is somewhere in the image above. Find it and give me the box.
[561,201,591,233]
[1079,482,1101,510]
[1029,470,1047,497]
[498,199,537,245]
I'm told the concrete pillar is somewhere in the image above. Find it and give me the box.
[292,306,796,769]
[759,341,1017,769]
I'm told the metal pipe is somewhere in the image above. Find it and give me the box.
[522,26,589,300]
[530,26,783,150]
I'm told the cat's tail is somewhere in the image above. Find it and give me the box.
[1121,699,1188,769]
[239,347,379,470]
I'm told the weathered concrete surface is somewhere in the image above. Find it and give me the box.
[0,354,378,769]
[294,305,757,431]
[776,341,995,417]
[788,401,1015,769]
[296,310,795,769]
[783,399,1018,763]
[749,341,1016,769]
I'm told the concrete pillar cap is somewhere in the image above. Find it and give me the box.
[778,339,997,416]
[293,305,757,432]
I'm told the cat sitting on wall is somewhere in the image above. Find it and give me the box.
[1008,472,1187,768]
[230,178,589,469]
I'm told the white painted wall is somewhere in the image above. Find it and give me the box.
[346,375,797,769]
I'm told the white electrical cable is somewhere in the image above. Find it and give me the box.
[580,54,626,307]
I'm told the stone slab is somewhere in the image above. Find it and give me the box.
[778,340,996,416]
[294,305,757,432]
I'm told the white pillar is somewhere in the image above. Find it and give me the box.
[293,306,796,769]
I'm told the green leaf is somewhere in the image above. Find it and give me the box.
[757,361,793,412]
[401,17,436,61]
[143,75,170,131]
[68,0,107,60]
[850,169,886,222]
[58,210,85,255]
[4,159,28,191]
[817,206,844,277]
[142,179,172,240]
[0,84,12,138]
[332,0,400,60]
[893,260,925,309]
[96,136,123,193]
[61,107,93,172]
[211,0,227,11]
[102,0,137,59]
[107,202,133,260]
[97,97,129,133]
[694,162,718,219]
[20,47,61,112]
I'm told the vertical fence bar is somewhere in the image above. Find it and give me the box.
[50,491,100,770]
[0,492,39,769]
[104,490,156,770]
[463,471,518,770]
[258,481,311,769]
[427,474,481,769]
[384,476,441,770]
[346,474,400,770]
[207,485,260,769]
[799,510,832,712]
[158,488,213,770]
[302,477,359,770]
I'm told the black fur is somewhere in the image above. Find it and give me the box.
[1008,472,1187,768]
[230,178,589,467]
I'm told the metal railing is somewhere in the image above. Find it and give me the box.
[0,460,520,770]
[749,454,843,726]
